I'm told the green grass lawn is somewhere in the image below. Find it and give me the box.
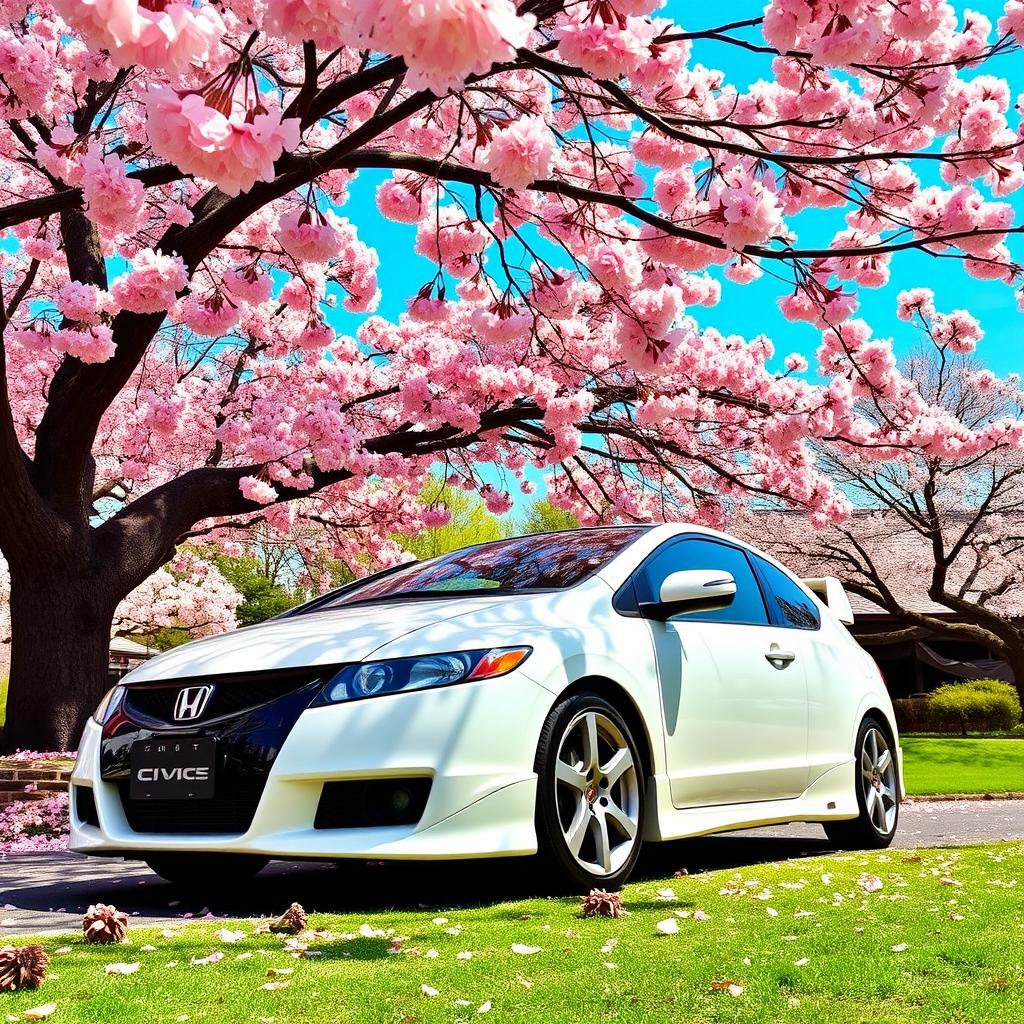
[902,737,1024,796]
[3,844,1023,1023]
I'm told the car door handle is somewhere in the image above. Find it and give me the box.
[765,646,796,665]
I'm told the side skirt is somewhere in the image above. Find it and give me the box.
[643,760,858,843]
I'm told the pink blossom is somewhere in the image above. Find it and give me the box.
[279,208,344,263]
[143,86,300,197]
[111,248,189,314]
[240,476,279,504]
[377,175,431,223]
[481,115,556,189]
[223,266,273,304]
[0,793,69,852]
[479,484,514,515]
[54,325,116,363]
[263,0,353,47]
[53,0,224,72]
[557,13,657,79]
[56,281,106,324]
[999,0,1024,41]
[179,293,240,337]
[407,296,451,322]
[896,288,936,322]
[361,0,536,95]
[80,148,144,235]
[725,256,763,284]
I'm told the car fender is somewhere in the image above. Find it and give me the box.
[850,689,904,798]
[519,646,667,776]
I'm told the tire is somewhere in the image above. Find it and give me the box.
[534,692,645,891]
[824,716,899,850]
[144,853,270,888]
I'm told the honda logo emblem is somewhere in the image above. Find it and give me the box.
[173,685,214,721]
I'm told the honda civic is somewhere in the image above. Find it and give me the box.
[70,525,903,889]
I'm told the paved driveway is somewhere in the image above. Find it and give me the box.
[2,799,1022,937]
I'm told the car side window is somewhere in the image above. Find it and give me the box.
[637,538,769,626]
[751,555,821,630]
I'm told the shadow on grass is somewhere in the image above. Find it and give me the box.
[0,831,835,927]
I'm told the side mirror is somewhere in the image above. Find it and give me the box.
[640,569,737,621]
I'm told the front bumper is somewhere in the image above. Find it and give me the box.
[69,672,550,860]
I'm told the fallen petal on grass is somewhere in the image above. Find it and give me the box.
[103,962,140,976]
[21,1006,57,1021]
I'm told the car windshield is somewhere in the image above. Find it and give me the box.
[307,527,649,611]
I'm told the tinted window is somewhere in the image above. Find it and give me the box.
[637,538,769,625]
[752,555,821,630]
[311,528,648,610]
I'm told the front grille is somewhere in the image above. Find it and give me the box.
[123,670,329,726]
[314,778,432,829]
[116,777,266,835]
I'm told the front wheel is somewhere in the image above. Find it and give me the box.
[534,693,645,890]
[824,717,899,850]
[144,853,270,888]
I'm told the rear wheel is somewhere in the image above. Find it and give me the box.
[824,717,899,849]
[535,693,645,890]
[144,853,270,888]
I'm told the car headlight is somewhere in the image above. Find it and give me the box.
[314,647,532,705]
[92,685,126,725]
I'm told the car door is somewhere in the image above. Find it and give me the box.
[748,553,855,785]
[631,537,810,808]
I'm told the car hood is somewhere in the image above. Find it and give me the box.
[120,595,522,683]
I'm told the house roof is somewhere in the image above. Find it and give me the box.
[109,636,154,658]
[732,508,1023,620]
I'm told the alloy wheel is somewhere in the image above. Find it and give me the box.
[860,726,897,835]
[553,710,641,877]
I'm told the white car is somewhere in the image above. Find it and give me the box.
[71,525,903,890]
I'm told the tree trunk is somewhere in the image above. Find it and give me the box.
[1004,643,1024,710]
[2,564,114,753]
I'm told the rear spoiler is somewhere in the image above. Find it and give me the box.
[802,576,855,625]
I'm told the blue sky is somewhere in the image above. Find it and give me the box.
[330,0,1021,378]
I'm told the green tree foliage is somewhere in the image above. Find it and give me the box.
[518,499,580,535]
[210,552,303,627]
[398,479,512,559]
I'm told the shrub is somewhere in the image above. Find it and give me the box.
[928,678,1023,736]
[892,697,933,734]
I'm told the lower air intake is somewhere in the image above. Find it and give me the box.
[314,778,432,829]
[116,777,266,835]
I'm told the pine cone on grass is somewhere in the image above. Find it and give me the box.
[580,889,624,918]
[269,903,308,934]
[82,903,129,944]
[0,945,49,991]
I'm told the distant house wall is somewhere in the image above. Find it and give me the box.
[852,615,1012,698]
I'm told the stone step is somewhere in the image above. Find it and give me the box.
[0,790,55,807]
[0,768,72,783]
[0,779,68,793]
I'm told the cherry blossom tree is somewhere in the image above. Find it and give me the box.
[110,550,242,640]
[0,551,241,686]
[735,300,1024,699]
[1,0,1023,749]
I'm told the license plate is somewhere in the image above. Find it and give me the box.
[130,737,216,800]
